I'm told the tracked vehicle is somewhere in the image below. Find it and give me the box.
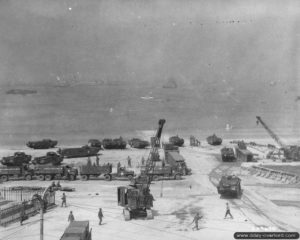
[102,137,127,149]
[221,147,236,162]
[217,175,242,197]
[58,146,100,158]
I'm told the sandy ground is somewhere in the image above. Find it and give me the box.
[1,141,300,240]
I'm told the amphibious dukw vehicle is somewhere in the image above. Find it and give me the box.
[206,134,222,146]
[102,137,127,149]
[217,175,242,197]
[128,138,150,149]
[169,135,184,147]
[32,152,63,165]
[88,139,102,148]
[60,221,92,240]
[1,152,32,166]
[26,139,58,149]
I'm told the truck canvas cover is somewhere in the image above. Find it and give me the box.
[167,152,185,162]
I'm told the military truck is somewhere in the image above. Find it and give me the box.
[26,139,57,149]
[78,162,112,181]
[221,147,236,162]
[164,151,191,176]
[217,175,242,197]
[33,164,78,181]
[206,134,222,146]
[169,135,184,147]
[1,152,32,166]
[60,221,92,240]
[0,165,33,182]
[128,138,150,149]
[141,165,183,181]
[32,152,63,165]
[58,146,101,158]
[112,166,135,180]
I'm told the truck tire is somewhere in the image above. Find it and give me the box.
[81,175,89,181]
[123,209,131,221]
[174,174,182,180]
[152,175,159,181]
[45,175,52,181]
[25,175,32,181]
[38,175,45,181]
[1,175,8,182]
[146,209,153,219]
[69,175,76,181]
[127,175,133,181]
[104,174,112,181]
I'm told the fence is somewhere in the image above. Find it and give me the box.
[0,186,56,226]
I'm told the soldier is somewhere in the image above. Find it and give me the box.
[57,181,61,188]
[51,181,56,188]
[96,155,100,166]
[117,162,121,174]
[20,201,26,226]
[224,202,233,219]
[98,208,103,225]
[141,157,145,166]
[127,156,132,167]
[191,213,202,230]
[68,211,75,222]
[61,193,67,207]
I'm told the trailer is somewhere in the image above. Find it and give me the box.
[60,221,92,240]
[143,165,183,181]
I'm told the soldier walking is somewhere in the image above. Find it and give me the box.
[224,202,233,219]
[96,155,100,166]
[191,213,202,230]
[98,208,103,225]
[141,157,145,166]
[61,193,67,207]
[68,211,75,222]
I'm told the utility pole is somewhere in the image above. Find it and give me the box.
[33,194,44,240]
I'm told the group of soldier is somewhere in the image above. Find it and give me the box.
[68,208,103,225]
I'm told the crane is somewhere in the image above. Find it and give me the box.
[117,119,166,220]
[256,116,286,148]
[256,116,300,161]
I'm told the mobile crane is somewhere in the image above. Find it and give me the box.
[117,119,166,220]
[256,116,300,161]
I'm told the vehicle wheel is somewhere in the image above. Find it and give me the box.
[127,175,133,181]
[69,175,76,181]
[123,209,131,221]
[45,175,52,181]
[174,174,182,180]
[146,209,153,219]
[25,175,32,181]
[81,175,89,181]
[104,174,112,181]
[55,174,62,179]
[152,175,159,181]
[1,175,8,182]
[38,175,45,181]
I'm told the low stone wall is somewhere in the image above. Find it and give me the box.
[247,165,299,184]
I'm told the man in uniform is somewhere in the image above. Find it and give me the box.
[127,156,132,167]
[191,213,202,230]
[224,202,233,219]
[98,208,103,225]
[68,211,75,222]
[61,193,67,207]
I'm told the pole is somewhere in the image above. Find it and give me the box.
[160,180,164,197]
[40,200,44,240]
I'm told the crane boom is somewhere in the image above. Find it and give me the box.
[256,116,286,148]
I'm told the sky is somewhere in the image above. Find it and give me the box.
[0,0,299,144]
